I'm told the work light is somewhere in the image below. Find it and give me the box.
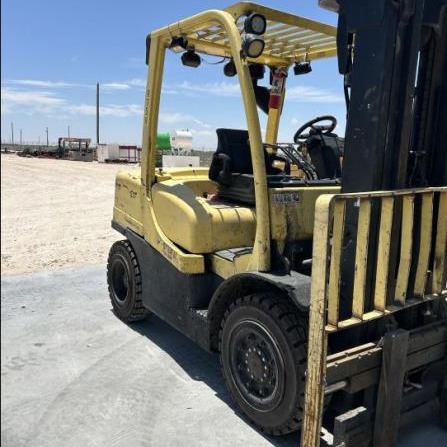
[244,13,267,35]
[181,50,201,68]
[170,36,188,52]
[223,59,237,77]
[242,34,265,58]
[293,61,312,75]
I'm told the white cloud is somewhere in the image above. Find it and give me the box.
[69,104,143,117]
[160,81,341,103]
[1,88,66,112]
[100,79,147,90]
[5,79,87,88]
[286,85,344,103]
[164,81,240,97]
[102,83,131,91]
[162,88,182,95]
[3,78,243,99]
[4,78,147,92]
[1,87,142,118]
[192,118,212,128]
[159,112,192,124]
[127,78,146,87]
[98,79,146,92]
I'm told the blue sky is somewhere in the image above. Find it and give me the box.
[1,0,345,149]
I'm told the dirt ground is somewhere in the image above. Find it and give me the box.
[1,153,138,275]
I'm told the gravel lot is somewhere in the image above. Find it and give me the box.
[1,154,134,275]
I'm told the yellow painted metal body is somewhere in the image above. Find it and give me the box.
[112,2,337,275]
[113,168,206,273]
[209,249,253,280]
[152,178,256,254]
[269,186,339,252]
[113,164,340,275]
[113,170,144,236]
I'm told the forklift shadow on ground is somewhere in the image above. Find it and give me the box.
[126,314,312,447]
[118,313,445,446]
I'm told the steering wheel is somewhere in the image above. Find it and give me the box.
[293,115,337,143]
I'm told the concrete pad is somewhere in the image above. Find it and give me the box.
[1,265,446,446]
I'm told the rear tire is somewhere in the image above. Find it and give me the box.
[219,293,308,435]
[107,240,151,322]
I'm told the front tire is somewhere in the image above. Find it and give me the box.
[219,293,308,435]
[107,240,151,322]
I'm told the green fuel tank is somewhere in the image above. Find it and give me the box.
[156,133,171,151]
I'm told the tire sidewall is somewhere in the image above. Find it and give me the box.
[220,303,303,432]
[108,243,137,319]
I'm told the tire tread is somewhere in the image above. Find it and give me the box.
[107,239,151,322]
[219,292,308,435]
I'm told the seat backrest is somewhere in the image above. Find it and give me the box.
[209,128,283,186]
[307,132,343,179]
[217,128,253,173]
[209,128,252,185]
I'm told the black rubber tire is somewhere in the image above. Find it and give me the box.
[107,240,151,322]
[219,293,308,435]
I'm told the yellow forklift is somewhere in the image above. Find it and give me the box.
[107,2,447,445]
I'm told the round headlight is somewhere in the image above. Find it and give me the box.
[244,13,266,35]
[242,35,265,58]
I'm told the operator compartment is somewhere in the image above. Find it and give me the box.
[208,128,342,242]
[151,169,256,254]
[153,123,344,256]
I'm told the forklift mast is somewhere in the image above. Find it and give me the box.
[298,2,447,445]
[319,0,447,319]
[321,0,447,192]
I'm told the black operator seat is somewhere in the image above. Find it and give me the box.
[208,128,283,186]
[208,128,341,204]
[306,131,344,180]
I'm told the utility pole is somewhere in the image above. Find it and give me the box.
[68,125,70,138]
[96,82,100,145]
[20,129,22,146]
[46,127,49,146]
[11,122,14,145]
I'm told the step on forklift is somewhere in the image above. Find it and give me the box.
[107,2,447,445]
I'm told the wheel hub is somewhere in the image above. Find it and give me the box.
[229,320,283,410]
[246,347,268,381]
